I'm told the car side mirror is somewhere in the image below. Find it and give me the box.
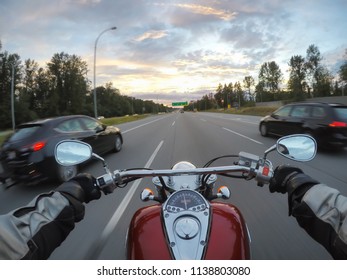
[95,124,106,133]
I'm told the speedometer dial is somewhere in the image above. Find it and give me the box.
[165,190,207,213]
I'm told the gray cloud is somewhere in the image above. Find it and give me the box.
[1,0,346,104]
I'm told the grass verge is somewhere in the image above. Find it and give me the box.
[207,106,279,117]
[0,131,12,147]
[99,114,150,126]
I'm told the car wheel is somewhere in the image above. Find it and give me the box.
[113,134,122,153]
[260,123,268,137]
[56,164,78,182]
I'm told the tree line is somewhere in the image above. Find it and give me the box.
[0,41,169,129]
[1,41,347,128]
[186,45,347,111]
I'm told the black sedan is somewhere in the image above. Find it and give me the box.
[0,115,123,184]
[259,102,347,149]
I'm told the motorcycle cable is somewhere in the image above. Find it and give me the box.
[202,154,239,168]
[201,155,240,188]
[157,176,168,201]
[219,173,248,179]
[116,168,153,188]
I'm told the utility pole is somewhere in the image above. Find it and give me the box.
[93,26,117,119]
[11,63,15,130]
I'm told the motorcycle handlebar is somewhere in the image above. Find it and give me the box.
[95,160,274,194]
[54,134,316,194]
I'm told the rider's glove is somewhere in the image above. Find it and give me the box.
[269,165,318,194]
[56,173,101,203]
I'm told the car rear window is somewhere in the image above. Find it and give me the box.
[9,125,41,141]
[334,107,347,122]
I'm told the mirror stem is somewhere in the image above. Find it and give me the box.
[91,153,113,184]
[263,144,276,160]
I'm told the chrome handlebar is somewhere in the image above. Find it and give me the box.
[54,135,316,194]
[95,153,274,194]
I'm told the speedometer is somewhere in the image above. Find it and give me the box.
[165,190,207,213]
[162,189,211,259]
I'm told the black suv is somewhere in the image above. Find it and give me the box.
[259,102,347,148]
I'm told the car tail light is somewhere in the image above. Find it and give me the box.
[329,121,347,127]
[32,141,46,151]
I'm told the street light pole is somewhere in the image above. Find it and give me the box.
[11,63,15,131]
[93,26,117,119]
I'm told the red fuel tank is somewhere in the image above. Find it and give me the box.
[127,202,251,259]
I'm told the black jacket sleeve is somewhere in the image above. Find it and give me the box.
[289,183,347,259]
[0,191,84,260]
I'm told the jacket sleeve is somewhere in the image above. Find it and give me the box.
[0,191,84,260]
[289,183,347,259]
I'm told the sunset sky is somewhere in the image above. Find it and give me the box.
[1,0,346,105]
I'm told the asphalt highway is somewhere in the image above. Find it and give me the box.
[1,111,346,259]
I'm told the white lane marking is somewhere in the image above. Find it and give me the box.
[101,140,163,237]
[122,116,168,134]
[222,127,263,145]
[200,118,207,122]
[87,140,164,258]
[172,121,175,126]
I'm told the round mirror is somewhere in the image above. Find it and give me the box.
[55,140,92,166]
[277,135,317,162]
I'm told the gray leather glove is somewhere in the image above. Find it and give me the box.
[269,165,304,194]
[56,173,101,203]
[269,165,319,194]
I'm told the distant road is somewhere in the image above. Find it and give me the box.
[2,111,345,259]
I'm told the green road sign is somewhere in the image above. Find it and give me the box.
[172,101,188,106]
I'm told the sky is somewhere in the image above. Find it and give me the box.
[1,0,346,105]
